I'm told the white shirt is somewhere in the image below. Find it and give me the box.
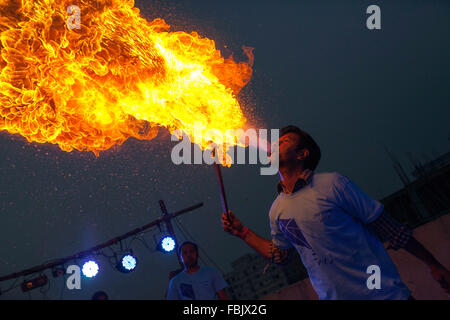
[269,172,411,300]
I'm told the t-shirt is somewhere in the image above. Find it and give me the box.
[269,172,411,300]
[167,266,228,300]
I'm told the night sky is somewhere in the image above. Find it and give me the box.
[1,0,449,299]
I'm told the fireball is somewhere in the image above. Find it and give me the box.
[0,0,253,157]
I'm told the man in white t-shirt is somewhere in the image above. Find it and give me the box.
[167,241,229,300]
[222,125,450,299]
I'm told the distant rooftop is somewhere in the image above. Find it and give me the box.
[411,150,450,179]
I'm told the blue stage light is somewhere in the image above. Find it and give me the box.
[117,254,137,273]
[160,236,176,253]
[82,260,99,278]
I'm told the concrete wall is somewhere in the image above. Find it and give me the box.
[262,213,450,300]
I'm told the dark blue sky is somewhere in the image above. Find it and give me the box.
[0,0,449,299]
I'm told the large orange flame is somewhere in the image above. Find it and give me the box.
[0,0,253,157]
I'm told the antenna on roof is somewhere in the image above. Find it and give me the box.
[383,145,410,187]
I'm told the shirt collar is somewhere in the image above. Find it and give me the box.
[276,171,313,195]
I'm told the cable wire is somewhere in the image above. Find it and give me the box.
[173,219,210,267]
[174,217,224,274]
[0,277,20,295]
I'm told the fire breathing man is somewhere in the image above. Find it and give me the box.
[222,125,450,300]
[167,241,229,300]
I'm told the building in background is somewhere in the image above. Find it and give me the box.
[381,150,450,227]
[224,251,307,300]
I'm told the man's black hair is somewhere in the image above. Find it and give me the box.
[178,241,198,255]
[280,125,321,171]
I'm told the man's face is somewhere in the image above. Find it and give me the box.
[278,132,302,167]
[180,244,198,268]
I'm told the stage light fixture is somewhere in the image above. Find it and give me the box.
[82,260,99,278]
[158,235,176,253]
[21,275,48,292]
[116,254,137,273]
[52,267,65,278]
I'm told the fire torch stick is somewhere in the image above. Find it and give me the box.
[212,149,231,221]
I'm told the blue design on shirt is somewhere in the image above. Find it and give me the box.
[279,218,312,250]
[180,283,195,300]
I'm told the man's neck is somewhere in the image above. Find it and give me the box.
[184,265,200,274]
[279,165,307,194]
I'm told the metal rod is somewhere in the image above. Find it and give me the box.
[214,162,230,220]
[159,200,182,266]
[211,148,231,220]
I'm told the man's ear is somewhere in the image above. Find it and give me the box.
[296,148,309,161]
